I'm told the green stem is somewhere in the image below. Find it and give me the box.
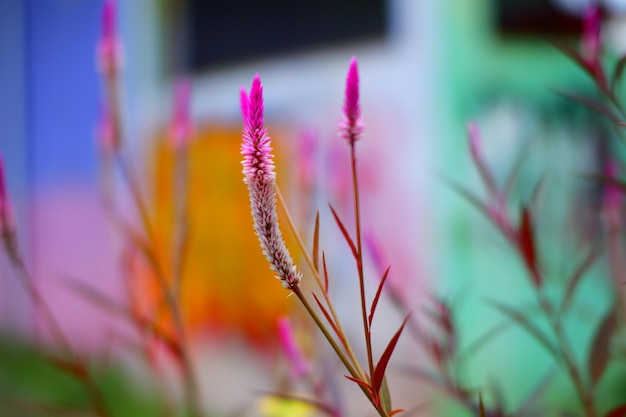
[292,287,389,417]
[275,187,366,380]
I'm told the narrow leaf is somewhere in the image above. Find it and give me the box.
[329,204,358,260]
[344,375,372,393]
[467,122,498,197]
[369,265,391,327]
[553,41,597,81]
[389,409,405,417]
[311,292,341,340]
[553,89,622,124]
[322,251,329,294]
[561,238,604,313]
[489,300,557,358]
[66,279,180,355]
[457,320,511,364]
[503,138,534,200]
[478,393,487,417]
[588,307,617,385]
[611,54,626,92]
[380,375,393,414]
[518,206,540,287]
[442,178,492,222]
[372,314,410,394]
[313,210,320,272]
[516,367,556,416]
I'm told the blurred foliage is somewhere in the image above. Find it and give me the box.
[0,335,159,417]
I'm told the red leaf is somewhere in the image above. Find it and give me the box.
[588,307,617,385]
[372,314,410,395]
[368,265,391,327]
[389,409,405,416]
[606,404,626,417]
[518,206,541,287]
[312,210,320,272]
[322,251,329,295]
[344,375,372,394]
[329,204,358,260]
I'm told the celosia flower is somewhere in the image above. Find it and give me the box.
[277,316,311,379]
[338,56,364,144]
[97,0,121,75]
[241,74,301,290]
[169,78,193,150]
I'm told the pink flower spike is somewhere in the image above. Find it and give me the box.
[277,317,311,379]
[169,78,193,149]
[102,0,116,41]
[98,0,120,75]
[339,56,364,144]
[240,74,301,290]
[241,74,275,183]
[240,87,249,127]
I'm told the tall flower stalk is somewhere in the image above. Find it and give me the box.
[241,63,407,417]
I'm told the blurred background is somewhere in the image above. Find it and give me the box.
[1,0,625,415]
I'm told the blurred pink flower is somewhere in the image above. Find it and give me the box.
[277,316,311,379]
[97,0,121,75]
[169,79,193,150]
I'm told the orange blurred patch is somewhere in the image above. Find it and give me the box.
[129,125,300,348]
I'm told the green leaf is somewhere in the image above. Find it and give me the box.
[611,54,626,93]
[380,376,393,414]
